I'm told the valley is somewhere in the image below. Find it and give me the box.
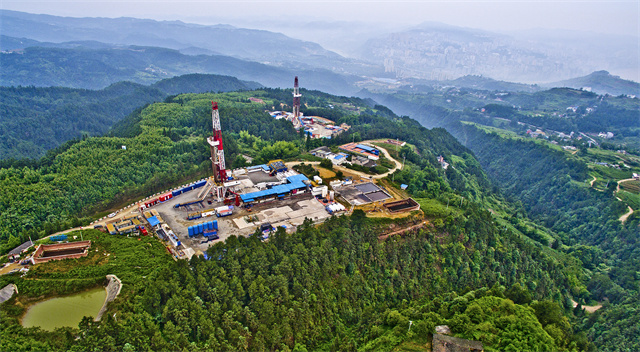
[0,6,638,352]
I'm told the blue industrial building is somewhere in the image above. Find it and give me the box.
[356,144,380,156]
[240,174,309,203]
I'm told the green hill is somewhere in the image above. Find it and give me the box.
[545,70,640,96]
[357,86,640,349]
[0,45,359,95]
[0,89,587,351]
[0,74,258,160]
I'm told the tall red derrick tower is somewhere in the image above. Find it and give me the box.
[292,76,301,118]
[207,102,227,184]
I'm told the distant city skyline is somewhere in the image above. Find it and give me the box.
[2,0,638,37]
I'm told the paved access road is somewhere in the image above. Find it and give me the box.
[288,140,403,180]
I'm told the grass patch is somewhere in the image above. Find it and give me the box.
[297,153,324,162]
[619,180,640,194]
[414,198,457,218]
[316,167,336,179]
[591,165,633,180]
[618,190,640,210]
[0,229,174,301]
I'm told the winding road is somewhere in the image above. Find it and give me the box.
[615,178,636,223]
[288,141,403,180]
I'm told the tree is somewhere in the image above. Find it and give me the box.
[320,158,333,170]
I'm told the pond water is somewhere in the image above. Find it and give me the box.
[22,287,106,331]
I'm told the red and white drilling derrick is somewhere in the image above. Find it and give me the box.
[293,76,301,119]
[207,102,227,201]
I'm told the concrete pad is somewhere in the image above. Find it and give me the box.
[233,217,254,229]
[355,182,380,193]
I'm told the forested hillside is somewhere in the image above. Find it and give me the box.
[0,89,484,256]
[355,86,640,348]
[0,74,257,159]
[455,123,640,349]
[1,212,586,351]
[362,87,639,148]
[0,45,358,95]
[1,88,592,350]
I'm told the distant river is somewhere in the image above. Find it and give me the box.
[22,287,106,331]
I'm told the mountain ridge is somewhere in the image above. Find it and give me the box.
[543,70,640,96]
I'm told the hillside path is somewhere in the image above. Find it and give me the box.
[619,205,634,223]
[616,178,636,192]
[590,176,597,187]
[615,178,636,222]
[378,221,429,240]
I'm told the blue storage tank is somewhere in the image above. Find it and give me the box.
[188,226,194,238]
[50,234,68,242]
[197,223,204,234]
[213,220,218,230]
[207,221,213,230]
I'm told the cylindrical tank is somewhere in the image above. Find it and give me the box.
[188,226,194,238]
[213,220,218,230]
[197,223,204,234]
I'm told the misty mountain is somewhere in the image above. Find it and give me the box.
[0,43,359,95]
[510,28,638,82]
[359,22,638,83]
[0,10,380,76]
[543,70,640,96]
[443,75,540,92]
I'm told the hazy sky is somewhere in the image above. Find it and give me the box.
[2,0,638,36]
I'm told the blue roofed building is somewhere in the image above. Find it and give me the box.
[240,174,309,204]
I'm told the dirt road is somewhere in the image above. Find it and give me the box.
[615,178,636,223]
[378,221,429,240]
[571,299,602,313]
[616,178,636,192]
[288,141,403,181]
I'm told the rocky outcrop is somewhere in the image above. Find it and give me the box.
[95,275,122,321]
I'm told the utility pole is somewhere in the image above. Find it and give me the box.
[402,155,406,170]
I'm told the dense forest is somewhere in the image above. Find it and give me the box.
[0,74,258,159]
[0,88,591,349]
[0,85,635,350]
[356,87,640,349]
[451,123,639,349]
[1,212,586,351]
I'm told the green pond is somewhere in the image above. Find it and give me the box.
[22,287,106,331]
